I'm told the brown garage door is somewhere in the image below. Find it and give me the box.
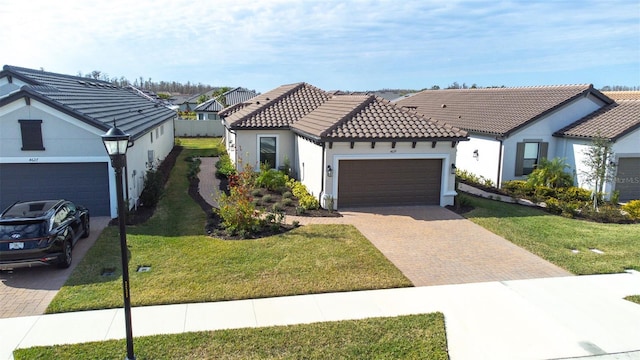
[338,159,442,207]
[615,157,640,201]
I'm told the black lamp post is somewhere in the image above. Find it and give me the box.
[102,123,135,360]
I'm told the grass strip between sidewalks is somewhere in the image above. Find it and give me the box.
[14,314,448,360]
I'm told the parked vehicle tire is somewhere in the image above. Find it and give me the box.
[57,240,72,269]
[81,218,90,238]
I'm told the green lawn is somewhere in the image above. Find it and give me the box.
[461,194,640,275]
[47,138,411,313]
[14,313,448,360]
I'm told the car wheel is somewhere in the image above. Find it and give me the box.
[81,218,90,238]
[57,240,72,269]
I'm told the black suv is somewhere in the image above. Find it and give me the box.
[0,200,90,269]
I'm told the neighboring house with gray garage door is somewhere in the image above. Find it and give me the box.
[395,86,611,182]
[220,83,467,209]
[0,65,177,217]
[554,98,640,202]
[396,85,640,202]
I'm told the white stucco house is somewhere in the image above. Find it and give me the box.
[0,65,177,217]
[220,83,468,209]
[395,85,640,202]
[554,97,640,202]
[192,87,259,136]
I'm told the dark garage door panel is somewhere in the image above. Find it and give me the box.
[0,163,110,216]
[616,157,640,201]
[338,159,442,207]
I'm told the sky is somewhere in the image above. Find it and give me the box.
[1,0,638,93]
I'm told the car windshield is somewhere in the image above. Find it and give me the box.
[0,221,48,240]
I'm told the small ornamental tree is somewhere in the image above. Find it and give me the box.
[216,162,260,237]
[581,136,616,210]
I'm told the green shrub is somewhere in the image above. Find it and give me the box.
[560,202,580,218]
[580,205,630,223]
[299,194,319,210]
[251,189,263,197]
[502,180,532,198]
[526,157,573,188]
[272,202,284,212]
[262,194,273,203]
[534,186,556,201]
[282,191,293,199]
[622,200,640,219]
[544,198,562,214]
[139,167,164,207]
[255,166,287,191]
[282,198,293,207]
[556,186,592,202]
[215,153,236,178]
[186,157,201,180]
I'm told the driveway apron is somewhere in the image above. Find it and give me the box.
[290,206,571,286]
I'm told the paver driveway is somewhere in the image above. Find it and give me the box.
[0,217,110,318]
[289,206,571,286]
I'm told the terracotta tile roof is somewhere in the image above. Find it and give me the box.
[292,95,467,141]
[395,85,613,137]
[554,100,640,141]
[602,91,640,100]
[221,83,331,129]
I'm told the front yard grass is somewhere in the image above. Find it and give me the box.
[461,195,640,275]
[14,313,448,360]
[47,138,411,313]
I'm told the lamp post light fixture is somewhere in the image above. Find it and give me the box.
[101,123,135,360]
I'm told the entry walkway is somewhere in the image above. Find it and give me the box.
[2,272,640,360]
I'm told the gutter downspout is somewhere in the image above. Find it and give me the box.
[222,119,238,166]
[496,137,504,188]
[320,142,326,207]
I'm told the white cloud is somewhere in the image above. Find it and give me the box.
[0,0,637,90]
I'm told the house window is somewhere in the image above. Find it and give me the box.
[198,113,205,120]
[258,135,277,169]
[515,141,548,176]
[19,120,45,150]
[150,131,153,143]
[161,125,164,136]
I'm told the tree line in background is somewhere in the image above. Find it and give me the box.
[77,70,218,95]
[76,70,638,95]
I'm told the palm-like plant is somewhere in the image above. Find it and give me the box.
[526,157,573,188]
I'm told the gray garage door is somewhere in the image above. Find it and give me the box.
[338,159,442,207]
[615,157,640,202]
[0,162,110,216]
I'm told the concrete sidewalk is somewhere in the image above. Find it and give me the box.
[2,272,640,360]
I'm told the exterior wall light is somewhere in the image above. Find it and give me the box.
[327,165,333,177]
[451,163,457,175]
[473,149,479,158]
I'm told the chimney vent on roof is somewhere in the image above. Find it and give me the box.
[441,104,447,108]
